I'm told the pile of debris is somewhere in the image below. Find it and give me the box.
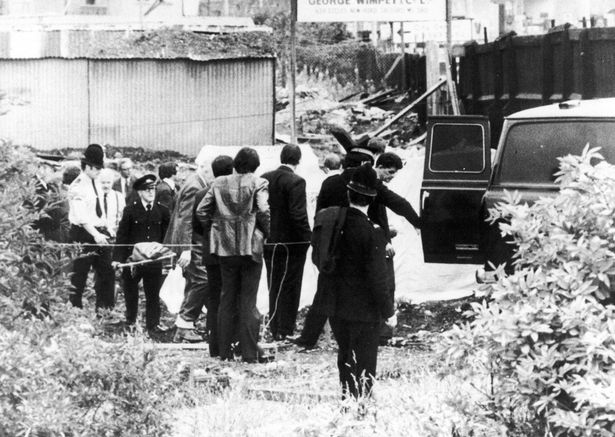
[288,87,428,153]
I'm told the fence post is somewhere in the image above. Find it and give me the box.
[541,31,554,104]
[500,32,517,116]
[490,37,505,147]
[580,29,595,99]
[561,27,573,100]
[460,41,478,114]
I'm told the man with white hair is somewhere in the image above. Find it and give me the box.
[164,155,213,342]
[99,168,126,238]
[113,158,137,202]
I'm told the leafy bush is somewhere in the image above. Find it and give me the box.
[439,147,615,436]
[0,142,176,436]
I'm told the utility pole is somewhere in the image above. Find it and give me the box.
[399,22,406,92]
[290,0,297,143]
[445,0,452,51]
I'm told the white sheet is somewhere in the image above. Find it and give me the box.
[195,145,476,313]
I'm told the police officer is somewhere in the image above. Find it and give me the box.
[112,174,170,333]
[318,164,395,399]
[67,144,115,312]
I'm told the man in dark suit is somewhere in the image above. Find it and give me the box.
[112,158,137,202]
[292,143,421,349]
[262,145,312,341]
[112,174,170,333]
[316,164,394,398]
[156,161,178,212]
[165,157,212,342]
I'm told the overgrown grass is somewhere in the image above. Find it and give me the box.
[165,344,503,437]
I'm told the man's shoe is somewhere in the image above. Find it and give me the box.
[173,328,204,343]
[97,315,123,326]
[124,323,137,334]
[149,324,171,334]
[287,335,315,349]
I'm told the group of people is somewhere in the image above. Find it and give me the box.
[47,137,421,398]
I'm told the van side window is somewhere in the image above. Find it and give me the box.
[429,124,485,173]
[497,121,615,185]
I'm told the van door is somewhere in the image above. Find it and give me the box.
[421,116,491,264]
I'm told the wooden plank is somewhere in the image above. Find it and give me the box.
[245,387,338,403]
[191,369,231,388]
[370,78,446,137]
[383,54,403,83]
[425,41,441,116]
[153,342,209,351]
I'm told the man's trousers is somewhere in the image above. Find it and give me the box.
[178,244,209,326]
[122,266,162,329]
[264,244,308,338]
[218,256,262,362]
[69,226,115,310]
[330,317,380,399]
[204,263,222,357]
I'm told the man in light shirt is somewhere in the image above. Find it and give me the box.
[99,168,126,238]
[67,144,115,312]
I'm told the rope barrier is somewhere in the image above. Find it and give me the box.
[50,241,311,248]
[44,238,312,339]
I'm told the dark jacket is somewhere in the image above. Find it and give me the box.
[315,208,393,322]
[35,198,71,243]
[261,165,311,245]
[112,175,138,203]
[316,168,421,241]
[113,200,170,264]
[156,180,176,212]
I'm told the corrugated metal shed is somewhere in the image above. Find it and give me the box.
[0,58,89,148]
[0,25,276,154]
[88,58,274,151]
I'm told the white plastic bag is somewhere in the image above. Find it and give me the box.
[159,265,185,314]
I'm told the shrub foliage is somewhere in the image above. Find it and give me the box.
[0,143,175,436]
[440,147,615,436]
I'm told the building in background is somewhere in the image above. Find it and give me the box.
[0,0,202,17]
[0,0,262,18]
[348,0,615,52]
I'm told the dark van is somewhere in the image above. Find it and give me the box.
[420,98,615,279]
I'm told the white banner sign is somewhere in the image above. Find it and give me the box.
[297,0,445,23]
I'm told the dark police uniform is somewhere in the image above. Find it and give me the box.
[296,162,421,348]
[113,176,170,329]
[328,208,392,398]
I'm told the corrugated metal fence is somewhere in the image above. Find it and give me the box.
[458,26,615,145]
[0,57,274,154]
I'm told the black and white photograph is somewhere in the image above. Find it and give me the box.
[1,0,614,435]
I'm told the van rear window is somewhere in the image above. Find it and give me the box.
[497,121,615,184]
